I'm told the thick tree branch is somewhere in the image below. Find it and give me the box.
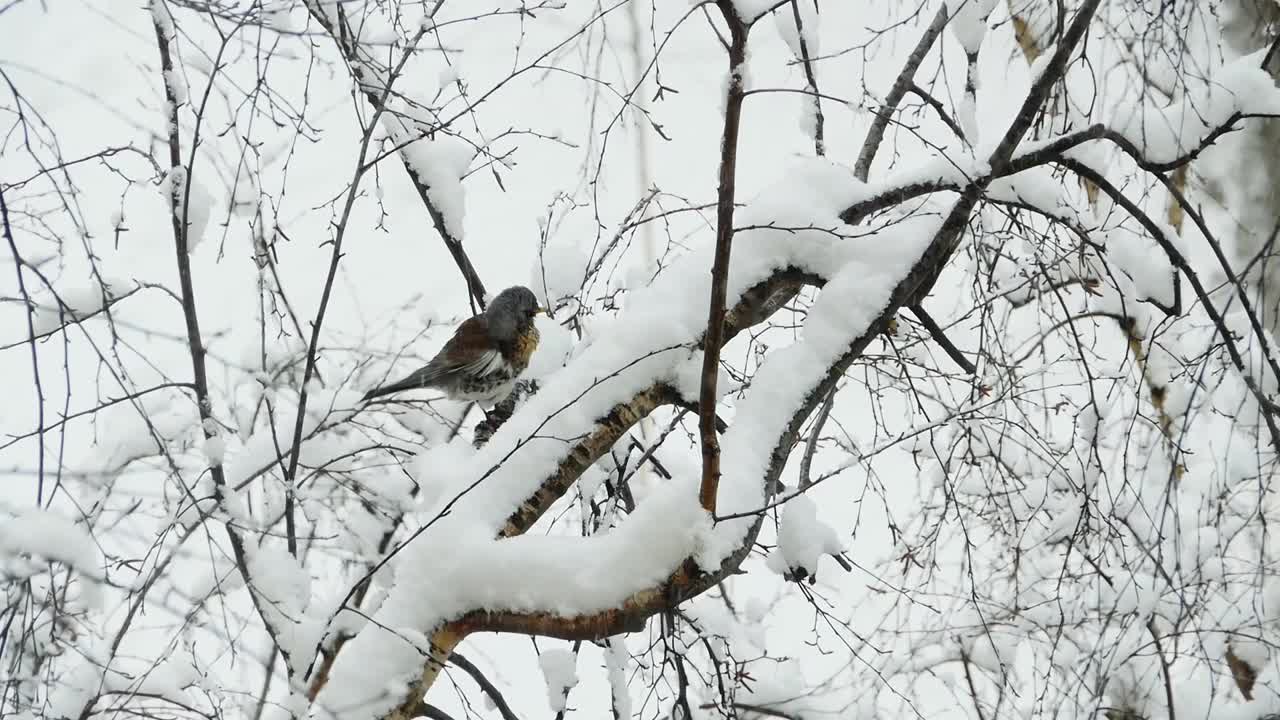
[452,201,975,642]
[987,0,1102,169]
[792,3,954,483]
[361,8,1234,718]
[502,269,814,539]
[371,271,812,720]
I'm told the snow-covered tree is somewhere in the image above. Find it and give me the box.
[3,1,1280,718]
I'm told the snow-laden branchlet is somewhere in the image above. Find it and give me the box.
[1113,49,1280,165]
[0,508,103,587]
[765,494,844,582]
[399,133,475,243]
[538,648,578,713]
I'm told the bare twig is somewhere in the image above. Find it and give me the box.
[1147,618,1176,720]
[1161,174,1280,392]
[730,703,800,719]
[280,13,438,559]
[0,185,46,500]
[907,82,967,142]
[147,0,292,673]
[852,6,949,182]
[0,286,142,352]
[0,382,195,451]
[797,386,834,491]
[959,646,989,720]
[1063,159,1280,448]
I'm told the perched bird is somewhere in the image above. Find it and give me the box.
[362,286,544,408]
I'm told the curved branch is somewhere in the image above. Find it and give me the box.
[447,653,519,720]
[453,197,976,643]
[1061,159,1280,448]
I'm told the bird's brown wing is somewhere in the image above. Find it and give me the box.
[362,315,505,400]
[432,314,508,379]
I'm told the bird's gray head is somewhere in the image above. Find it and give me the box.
[485,285,542,340]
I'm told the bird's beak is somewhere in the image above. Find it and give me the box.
[537,306,549,316]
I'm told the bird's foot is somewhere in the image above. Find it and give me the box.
[473,407,500,449]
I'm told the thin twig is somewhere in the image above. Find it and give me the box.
[1161,174,1280,390]
[148,0,292,671]
[1147,618,1176,720]
[1063,159,1280,448]
[959,646,990,720]
[0,286,143,352]
[852,6,949,182]
[0,186,46,501]
[789,0,824,156]
[798,386,834,491]
[280,14,437,558]
[907,82,967,142]
[0,382,195,451]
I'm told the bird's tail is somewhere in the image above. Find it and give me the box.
[360,376,421,402]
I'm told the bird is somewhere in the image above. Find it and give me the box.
[361,286,545,409]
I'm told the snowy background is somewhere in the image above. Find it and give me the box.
[4,0,1280,719]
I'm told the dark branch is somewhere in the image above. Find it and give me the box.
[852,6,949,182]
[910,304,976,374]
[698,2,749,514]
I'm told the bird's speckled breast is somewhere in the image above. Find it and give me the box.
[507,324,540,372]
